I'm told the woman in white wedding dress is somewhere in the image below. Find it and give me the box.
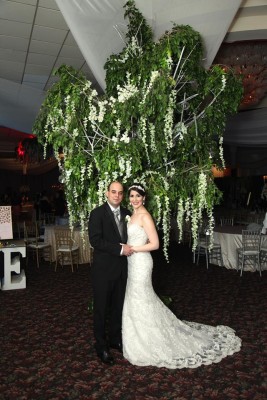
[122,183,241,369]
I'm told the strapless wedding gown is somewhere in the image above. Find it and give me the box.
[122,223,241,369]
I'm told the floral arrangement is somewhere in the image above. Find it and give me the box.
[33,0,243,260]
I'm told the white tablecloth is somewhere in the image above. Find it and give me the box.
[213,225,267,272]
[44,226,92,264]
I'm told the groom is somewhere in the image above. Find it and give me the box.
[88,181,133,365]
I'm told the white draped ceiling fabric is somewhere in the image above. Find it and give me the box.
[0,78,45,134]
[55,0,241,91]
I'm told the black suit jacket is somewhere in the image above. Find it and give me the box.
[89,202,131,281]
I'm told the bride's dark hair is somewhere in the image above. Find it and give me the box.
[128,183,146,197]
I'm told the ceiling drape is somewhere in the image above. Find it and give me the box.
[55,0,241,91]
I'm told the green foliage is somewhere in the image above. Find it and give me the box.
[33,1,243,259]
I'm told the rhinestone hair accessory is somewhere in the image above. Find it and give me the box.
[128,184,146,193]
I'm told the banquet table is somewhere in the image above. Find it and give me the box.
[213,225,267,272]
[44,225,92,265]
[0,240,26,290]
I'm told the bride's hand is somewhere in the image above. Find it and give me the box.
[122,244,134,256]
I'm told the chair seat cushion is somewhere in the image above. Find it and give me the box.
[28,242,50,249]
[198,243,221,250]
[57,245,79,252]
[237,248,259,255]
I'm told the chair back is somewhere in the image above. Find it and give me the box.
[241,230,261,252]
[197,227,211,246]
[220,218,234,226]
[16,221,25,239]
[24,221,39,244]
[54,228,75,250]
[42,212,55,225]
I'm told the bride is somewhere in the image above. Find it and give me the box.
[122,183,241,369]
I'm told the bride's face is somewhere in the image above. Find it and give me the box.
[129,190,144,211]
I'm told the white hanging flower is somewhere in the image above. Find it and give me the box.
[174,122,187,141]
[91,89,98,98]
[120,131,130,143]
[97,179,108,205]
[221,74,226,91]
[139,116,150,165]
[114,119,121,136]
[166,54,173,70]
[97,100,107,122]
[117,72,139,103]
[219,135,225,168]
[118,36,142,63]
[64,95,70,105]
[177,198,185,243]
[155,195,161,226]
[89,104,97,123]
[163,90,176,150]
[149,123,156,152]
[198,172,207,212]
[109,96,116,104]
[87,163,93,178]
[112,171,119,181]
[83,117,88,129]
[118,155,125,172]
[141,71,160,104]
[72,128,79,138]
[81,81,92,93]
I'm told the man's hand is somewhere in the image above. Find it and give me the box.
[121,244,134,256]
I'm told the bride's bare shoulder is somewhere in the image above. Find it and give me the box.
[141,212,153,223]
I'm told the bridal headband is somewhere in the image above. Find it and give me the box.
[128,184,146,193]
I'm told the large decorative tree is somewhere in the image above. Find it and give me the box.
[33,0,243,259]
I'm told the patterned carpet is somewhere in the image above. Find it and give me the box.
[0,242,266,400]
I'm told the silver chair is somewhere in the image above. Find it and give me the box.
[260,245,267,273]
[54,228,79,272]
[195,231,223,269]
[182,220,192,247]
[24,221,52,268]
[16,221,26,239]
[42,212,55,225]
[236,230,262,276]
[220,218,234,226]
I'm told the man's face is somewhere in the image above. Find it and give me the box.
[106,182,124,208]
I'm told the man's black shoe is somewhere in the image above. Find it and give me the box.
[110,342,123,353]
[97,350,114,365]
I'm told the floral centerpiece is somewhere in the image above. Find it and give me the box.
[33,0,243,260]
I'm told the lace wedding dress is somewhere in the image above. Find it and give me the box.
[122,223,241,369]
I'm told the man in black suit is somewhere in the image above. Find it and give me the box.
[88,181,133,365]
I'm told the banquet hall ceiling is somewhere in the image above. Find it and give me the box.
[0,0,267,175]
[0,0,99,92]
